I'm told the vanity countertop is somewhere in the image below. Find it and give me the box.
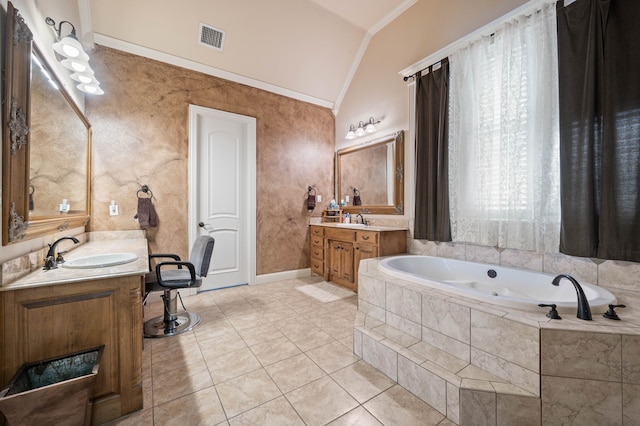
[1,238,149,291]
[311,223,408,232]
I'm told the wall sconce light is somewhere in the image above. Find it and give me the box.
[345,117,381,140]
[45,17,104,95]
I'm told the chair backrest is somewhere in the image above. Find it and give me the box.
[189,235,215,277]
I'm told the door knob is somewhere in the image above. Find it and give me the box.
[198,222,213,231]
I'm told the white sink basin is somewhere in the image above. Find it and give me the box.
[333,223,367,228]
[62,253,138,269]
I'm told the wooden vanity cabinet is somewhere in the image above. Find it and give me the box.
[0,275,144,425]
[328,239,355,289]
[310,225,406,292]
[310,226,325,276]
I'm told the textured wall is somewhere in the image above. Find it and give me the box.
[85,46,335,275]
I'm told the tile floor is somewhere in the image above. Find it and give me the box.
[106,277,454,426]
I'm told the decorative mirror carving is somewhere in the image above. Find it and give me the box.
[336,130,404,215]
[2,2,91,245]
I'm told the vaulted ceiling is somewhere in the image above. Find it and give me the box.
[85,0,416,111]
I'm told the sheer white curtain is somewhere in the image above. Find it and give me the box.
[448,2,560,252]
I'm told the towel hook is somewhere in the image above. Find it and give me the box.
[137,184,154,199]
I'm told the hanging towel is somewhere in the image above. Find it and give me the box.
[307,194,316,211]
[134,197,158,229]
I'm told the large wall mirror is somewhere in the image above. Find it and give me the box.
[336,130,404,215]
[2,3,91,245]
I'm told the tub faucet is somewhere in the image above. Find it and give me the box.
[551,274,592,320]
[43,236,80,270]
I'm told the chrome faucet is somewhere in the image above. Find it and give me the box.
[551,274,592,320]
[43,236,79,270]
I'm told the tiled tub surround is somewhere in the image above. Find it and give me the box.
[355,258,640,425]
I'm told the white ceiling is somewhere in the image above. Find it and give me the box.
[84,0,415,110]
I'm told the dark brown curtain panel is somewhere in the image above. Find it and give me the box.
[557,0,640,261]
[414,59,451,241]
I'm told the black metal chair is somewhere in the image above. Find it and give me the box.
[143,235,215,338]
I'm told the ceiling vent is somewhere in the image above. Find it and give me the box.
[199,23,225,51]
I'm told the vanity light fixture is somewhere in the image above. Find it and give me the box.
[344,117,381,139]
[45,17,103,95]
[364,117,379,133]
[345,124,357,140]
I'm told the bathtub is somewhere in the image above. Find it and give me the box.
[378,255,616,314]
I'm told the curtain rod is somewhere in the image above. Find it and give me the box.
[402,60,445,81]
[399,0,555,81]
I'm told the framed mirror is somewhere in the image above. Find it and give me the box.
[336,130,404,215]
[2,3,91,245]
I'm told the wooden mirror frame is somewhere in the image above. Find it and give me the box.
[2,3,91,245]
[336,130,404,215]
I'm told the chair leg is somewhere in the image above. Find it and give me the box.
[143,289,202,338]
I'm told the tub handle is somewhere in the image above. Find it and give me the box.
[603,304,626,320]
[538,303,562,320]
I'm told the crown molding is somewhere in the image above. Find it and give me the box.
[94,33,335,110]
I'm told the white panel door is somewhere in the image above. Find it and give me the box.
[189,106,256,291]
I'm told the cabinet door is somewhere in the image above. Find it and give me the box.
[328,240,355,290]
[341,242,354,282]
[355,242,378,284]
[329,240,343,277]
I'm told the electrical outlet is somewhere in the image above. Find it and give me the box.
[317,194,322,202]
[109,201,119,216]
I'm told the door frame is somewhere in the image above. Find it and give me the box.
[187,104,257,289]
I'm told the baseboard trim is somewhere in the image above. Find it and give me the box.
[255,268,311,285]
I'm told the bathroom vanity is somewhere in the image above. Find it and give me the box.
[0,237,148,425]
[310,224,407,291]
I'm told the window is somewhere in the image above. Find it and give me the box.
[448,3,560,252]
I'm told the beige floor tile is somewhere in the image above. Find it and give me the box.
[289,327,336,352]
[236,322,285,346]
[153,386,226,426]
[142,376,153,410]
[306,340,360,374]
[286,376,359,426]
[327,406,383,426]
[276,317,320,337]
[152,360,214,406]
[338,334,354,350]
[199,332,247,359]
[364,385,445,426]
[250,335,302,366]
[227,311,265,330]
[134,278,451,425]
[330,360,396,403]
[228,396,304,426]
[215,368,282,418]
[206,346,263,384]
[265,353,327,393]
[151,336,205,376]
[194,319,238,343]
[319,317,358,339]
[105,408,154,426]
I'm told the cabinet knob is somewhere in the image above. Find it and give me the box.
[362,235,370,240]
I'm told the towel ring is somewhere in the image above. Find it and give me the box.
[307,186,316,196]
[137,184,154,199]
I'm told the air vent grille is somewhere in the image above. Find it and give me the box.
[199,23,225,51]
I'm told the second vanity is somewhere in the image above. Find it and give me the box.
[310,223,407,291]
[0,234,148,425]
